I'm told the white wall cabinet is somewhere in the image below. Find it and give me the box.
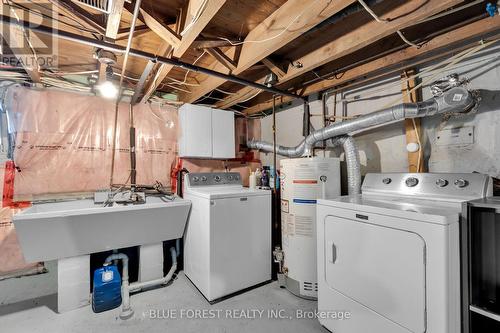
[178,104,235,159]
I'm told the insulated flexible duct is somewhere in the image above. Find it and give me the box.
[248,87,478,193]
[329,136,361,195]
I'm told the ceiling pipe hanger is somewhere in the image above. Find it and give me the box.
[0,14,305,102]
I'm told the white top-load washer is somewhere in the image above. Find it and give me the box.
[317,173,492,333]
[183,172,271,302]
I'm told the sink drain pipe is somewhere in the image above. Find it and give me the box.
[104,247,178,319]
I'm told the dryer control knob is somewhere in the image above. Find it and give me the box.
[405,177,419,187]
[193,176,199,182]
[201,176,207,182]
[214,175,221,182]
[454,178,468,188]
[436,178,448,187]
[382,178,392,184]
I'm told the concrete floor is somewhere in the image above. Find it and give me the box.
[0,272,328,333]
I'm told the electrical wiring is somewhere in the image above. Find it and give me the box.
[382,39,497,108]
[215,88,236,95]
[338,40,500,105]
[357,0,420,48]
[234,89,262,104]
[215,0,319,46]
[180,0,209,37]
[173,51,207,88]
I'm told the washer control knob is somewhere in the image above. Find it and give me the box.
[405,177,419,187]
[201,176,207,182]
[193,176,199,182]
[214,175,221,182]
[382,178,392,185]
[436,178,448,187]
[228,175,234,181]
[454,178,468,188]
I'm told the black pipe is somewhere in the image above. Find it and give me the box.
[302,101,310,137]
[0,15,304,101]
[129,126,136,189]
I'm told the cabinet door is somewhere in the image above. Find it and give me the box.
[211,109,235,159]
[178,104,212,158]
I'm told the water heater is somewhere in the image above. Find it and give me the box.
[279,157,340,299]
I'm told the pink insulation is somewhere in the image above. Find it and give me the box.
[0,86,262,277]
[5,87,178,200]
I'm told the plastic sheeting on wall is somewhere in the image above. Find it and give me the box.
[4,86,178,200]
[0,163,43,279]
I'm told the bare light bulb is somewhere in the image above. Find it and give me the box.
[97,81,118,99]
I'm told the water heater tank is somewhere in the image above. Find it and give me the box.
[279,157,340,299]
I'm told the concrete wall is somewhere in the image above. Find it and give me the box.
[260,43,500,180]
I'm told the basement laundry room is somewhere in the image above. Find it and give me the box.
[1,0,500,332]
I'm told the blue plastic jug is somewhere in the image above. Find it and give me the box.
[92,265,122,313]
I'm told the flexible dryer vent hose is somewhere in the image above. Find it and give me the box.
[248,87,478,194]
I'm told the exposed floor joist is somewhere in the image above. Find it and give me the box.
[139,0,228,103]
[215,0,462,110]
[243,14,500,114]
[139,7,181,49]
[99,0,125,82]
[179,0,358,103]
[1,22,41,83]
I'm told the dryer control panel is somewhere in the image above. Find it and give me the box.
[187,172,242,187]
[362,173,492,202]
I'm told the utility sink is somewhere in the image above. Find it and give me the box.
[13,196,191,262]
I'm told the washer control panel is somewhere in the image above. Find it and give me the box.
[187,172,241,187]
[361,173,492,201]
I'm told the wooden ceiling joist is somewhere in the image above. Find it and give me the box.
[139,0,227,103]
[1,23,41,83]
[206,47,236,71]
[105,0,126,40]
[214,0,463,110]
[261,57,286,79]
[180,0,358,103]
[244,14,500,115]
[98,0,125,82]
[139,8,182,48]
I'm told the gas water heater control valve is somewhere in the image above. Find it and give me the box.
[436,178,449,187]
[454,178,469,188]
[405,177,419,187]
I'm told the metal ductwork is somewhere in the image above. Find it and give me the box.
[248,86,479,194]
[329,136,361,195]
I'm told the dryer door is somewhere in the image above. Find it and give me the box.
[324,215,426,333]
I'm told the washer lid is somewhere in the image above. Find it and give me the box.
[185,187,271,199]
[318,194,461,225]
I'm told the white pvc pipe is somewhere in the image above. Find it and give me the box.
[104,247,178,320]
